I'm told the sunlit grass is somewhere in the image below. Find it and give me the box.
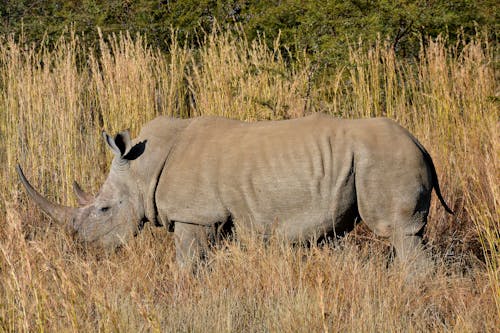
[0,29,498,331]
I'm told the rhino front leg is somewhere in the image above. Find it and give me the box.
[173,222,211,268]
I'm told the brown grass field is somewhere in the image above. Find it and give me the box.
[0,29,498,332]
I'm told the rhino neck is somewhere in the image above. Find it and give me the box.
[133,117,192,227]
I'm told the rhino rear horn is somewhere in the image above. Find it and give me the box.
[73,181,94,206]
[16,165,77,225]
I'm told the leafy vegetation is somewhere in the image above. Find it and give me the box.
[1,0,497,63]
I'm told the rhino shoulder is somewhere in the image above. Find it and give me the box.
[138,116,192,140]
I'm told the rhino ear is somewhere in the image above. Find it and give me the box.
[103,130,131,157]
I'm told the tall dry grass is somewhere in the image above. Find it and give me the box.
[0,28,498,331]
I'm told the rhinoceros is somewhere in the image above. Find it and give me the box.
[17,114,453,265]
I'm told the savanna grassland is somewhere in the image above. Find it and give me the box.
[0,28,498,332]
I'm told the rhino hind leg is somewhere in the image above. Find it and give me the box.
[366,212,432,278]
[357,182,432,269]
[390,223,427,264]
[392,191,431,267]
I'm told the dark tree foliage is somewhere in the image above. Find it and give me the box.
[0,0,497,62]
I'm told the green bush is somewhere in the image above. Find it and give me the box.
[1,0,497,64]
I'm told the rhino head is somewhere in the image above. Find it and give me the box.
[17,130,147,250]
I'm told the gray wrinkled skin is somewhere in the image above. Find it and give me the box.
[18,114,453,266]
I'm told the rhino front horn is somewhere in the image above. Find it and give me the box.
[16,165,77,225]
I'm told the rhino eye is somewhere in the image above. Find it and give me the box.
[99,206,110,213]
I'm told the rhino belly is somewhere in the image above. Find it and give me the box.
[220,175,357,242]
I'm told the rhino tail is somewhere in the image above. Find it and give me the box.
[412,139,454,215]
